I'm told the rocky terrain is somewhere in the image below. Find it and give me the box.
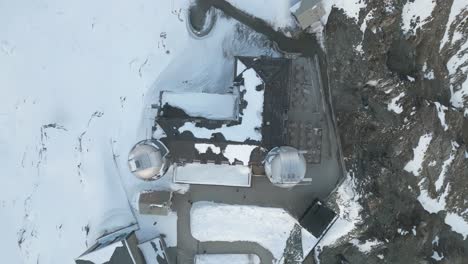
[319,0,468,263]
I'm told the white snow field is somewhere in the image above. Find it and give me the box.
[404,133,433,176]
[0,0,282,263]
[191,201,318,263]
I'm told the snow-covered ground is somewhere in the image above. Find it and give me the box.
[387,92,405,114]
[434,102,449,131]
[191,201,318,263]
[0,0,277,263]
[404,133,433,176]
[440,0,468,50]
[403,134,467,239]
[0,0,192,262]
[227,0,295,30]
[441,0,468,113]
[401,0,436,34]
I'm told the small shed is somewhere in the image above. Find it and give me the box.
[138,191,173,216]
[299,199,337,239]
[292,0,325,31]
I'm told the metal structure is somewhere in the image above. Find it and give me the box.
[128,139,170,180]
[264,146,307,187]
[292,0,325,31]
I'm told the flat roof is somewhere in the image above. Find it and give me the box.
[160,91,240,121]
[173,163,251,187]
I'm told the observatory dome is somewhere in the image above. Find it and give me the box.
[264,146,306,187]
[128,139,170,180]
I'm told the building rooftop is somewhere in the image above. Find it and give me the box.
[128,140,170,180]
[264,146,307,187]
[151,56,324,186]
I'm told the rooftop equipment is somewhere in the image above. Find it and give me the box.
[128,139,170,180]
[264,146,307,187]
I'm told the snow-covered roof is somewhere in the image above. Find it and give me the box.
[160,91,240,121]
[173,163,251,187]
[177,65,264,142]
[76,241,124,264]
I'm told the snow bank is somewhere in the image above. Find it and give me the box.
[191,201,318,262]
[387,92,405,114]
[445,213,468,239]
[226,0,295,30]
[401,0,436,34]
[0,0,194,262]
[431,251,444,261]
[434,102,449,131]
[195,254,260,264]
[404,133,433,176]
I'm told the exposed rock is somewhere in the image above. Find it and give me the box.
[319,0,468,263]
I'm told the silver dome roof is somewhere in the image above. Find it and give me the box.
[128,140,170,180]
[264,146,306,187]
